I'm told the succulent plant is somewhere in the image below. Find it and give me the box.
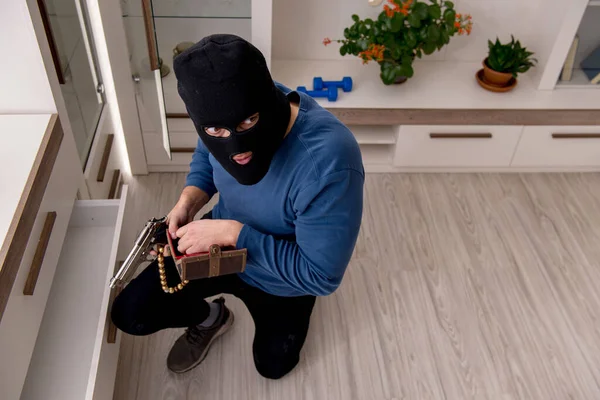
[487,35,537,78]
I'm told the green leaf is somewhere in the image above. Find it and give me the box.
[384,17,393,31]
[340,45,348,56]
[444,1,454,8]
[407,14,421,28]
[405,30,418,47]
[413,3,429,20]
[365,18,374,27]
[392,47,401,59]
[372,25,381,37]
[416,49,423,58]
[441,30,450,45]
[423,42,437,55]
[378,12,388,22]
[357,38,369,50]
[419,26,429,42]
[443,9,456,25]
[380,64,396,85]
[391,13,404,33]
[401,63,414,78]
[401,55,413,66]
[359,23,368,35]
[428,4,442,19]
[344,28,351,39]
[427,25,441,42]
[352,14,359,22]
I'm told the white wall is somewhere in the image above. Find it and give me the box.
[272,0,542,63]
[0,0,56,113]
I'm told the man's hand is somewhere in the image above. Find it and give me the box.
[166,186,210,238]
[175,219,243,254]
[167,203,194,239]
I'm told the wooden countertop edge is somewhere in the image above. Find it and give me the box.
[0,114,64,323]
[167,109,600,126]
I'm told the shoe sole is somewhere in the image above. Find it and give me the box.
[170,311,235,374]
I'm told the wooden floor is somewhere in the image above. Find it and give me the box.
[113,173,600,400]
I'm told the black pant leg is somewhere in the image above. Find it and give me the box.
[111,257,241,336]
[237,283,316,379]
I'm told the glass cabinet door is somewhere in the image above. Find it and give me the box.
[122,0,172,159]
[556,1,600,88]
[37,0,106,167]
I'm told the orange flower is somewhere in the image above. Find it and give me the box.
[323,37,332,46]
[454,21,461,28]
[359,44,386,64]
[384,4,394,17]
[456,13,461,18]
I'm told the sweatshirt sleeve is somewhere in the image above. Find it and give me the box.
[185,138,217,197]
[236,169,364,296]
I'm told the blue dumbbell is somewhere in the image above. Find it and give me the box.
[297,85,338,102]
[313,76,353,92]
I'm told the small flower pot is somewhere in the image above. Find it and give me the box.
[393,76,408,84]
[482,58,513,87]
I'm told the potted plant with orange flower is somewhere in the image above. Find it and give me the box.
[323,0,472,85]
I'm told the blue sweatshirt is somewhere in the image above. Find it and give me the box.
[185,83,364,297]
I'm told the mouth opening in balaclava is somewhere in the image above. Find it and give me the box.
[173,34,291,186]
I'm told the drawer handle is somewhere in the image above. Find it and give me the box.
[107,261,123,344]
[108,169,121,200]
[170,147,196,153]
[552,133,600,139]
[430,133,493,139]
[23,212,57,296]
[97,134,114,182]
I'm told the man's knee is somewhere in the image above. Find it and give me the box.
[110,291,154,336]
[252,335,302,379]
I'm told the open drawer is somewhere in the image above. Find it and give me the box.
[20,186,129,400]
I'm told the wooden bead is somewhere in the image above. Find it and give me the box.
[177,283,184,290]
[158,247,164,254]
[184,280,189,284]
[169,288,174,294]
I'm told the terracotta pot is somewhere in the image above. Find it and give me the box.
[482,58,513,87]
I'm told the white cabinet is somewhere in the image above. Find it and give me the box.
[0,136,80,400]
[512,126,600,167]
[394,125,524,168]
[21,187,129,400]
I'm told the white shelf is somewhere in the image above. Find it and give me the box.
[271,59,600,110]
[349,125,397,145]
[21,188,128,400]
[360,144,394,166]
[556,68,600,88]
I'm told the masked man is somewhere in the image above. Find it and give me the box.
[111,34,364,379]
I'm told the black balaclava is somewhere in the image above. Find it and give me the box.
[173,34,291,186]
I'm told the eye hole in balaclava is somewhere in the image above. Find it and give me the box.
[173,34,291,186]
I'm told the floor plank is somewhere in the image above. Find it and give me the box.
[113,173,600,400]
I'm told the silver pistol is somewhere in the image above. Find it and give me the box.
[109,216,167,289]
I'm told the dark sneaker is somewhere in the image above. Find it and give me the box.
[167,297,234,373]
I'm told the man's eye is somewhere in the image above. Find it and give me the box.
[204,127,229,137]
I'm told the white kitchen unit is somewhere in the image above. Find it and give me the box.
[97,0,600,174]
[0,115,129,400]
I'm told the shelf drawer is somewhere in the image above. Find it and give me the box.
[394,125,523,167]
[0,139,80,400]
[21,186,129,400]
[512,126,600,167]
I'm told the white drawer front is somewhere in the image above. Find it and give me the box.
[394,125,523,167]
[512,126,600,167]
[0,140,80,400]
[167,117,195,133]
